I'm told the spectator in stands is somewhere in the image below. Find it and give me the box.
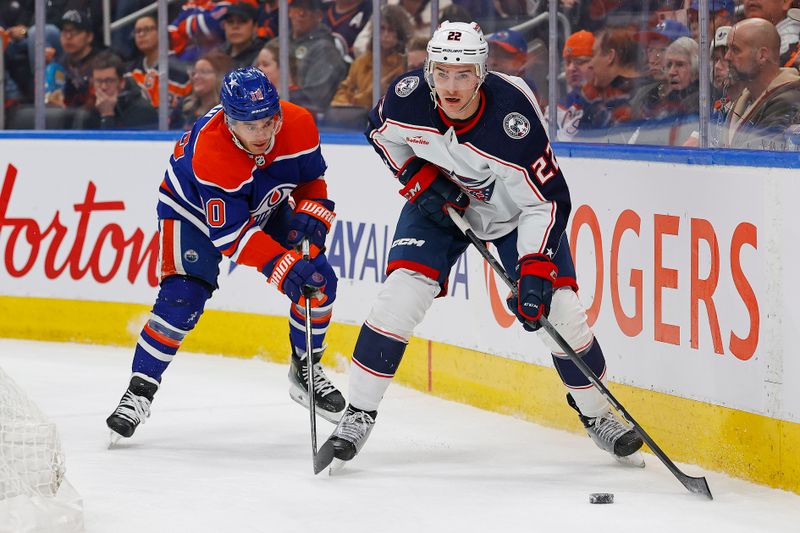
[687,0,736,42]
[175,49,233,130]
[58,8,101,110]
[85,51,158,129]
[405,34,428,70]
[744,0,800,65]
[169,0,228,65]
[330,5,412,109]
[351,0,439,58]
[127,14,192,124]
[284,0,349,114]
[253,39,314,109]
[707,25,745,146]
[725,17,800,150]
[632,19,692,121]
[220,1,265,68]
[112,0,151,61]
[551,29,594,141]
[323,0,372,58]
[486,29,538,95]
[634,37,701,145]
[577,25,648,141]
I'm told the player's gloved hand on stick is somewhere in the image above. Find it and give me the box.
[286,198,335,251]
[506,254,557,331]
[397,158,469,228]
[264,249,329,307]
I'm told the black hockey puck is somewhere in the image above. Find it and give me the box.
[589,492,614,504]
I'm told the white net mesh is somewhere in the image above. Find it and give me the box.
[0,367,65,501]
[0,366,83,533]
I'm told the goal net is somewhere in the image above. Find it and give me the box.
[0,367,84,533]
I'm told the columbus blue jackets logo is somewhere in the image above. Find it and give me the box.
[503,112,530,139]
[395,76,420,97]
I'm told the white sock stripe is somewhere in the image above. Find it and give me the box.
[148,313,189,336]
[289,317,329,335]
[365,320,409,344]
[137,335,175,362]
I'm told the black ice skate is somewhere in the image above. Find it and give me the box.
[567,393,645,467]
[106,374,159,446]
[288,347,345,423]
[326,404,377,466]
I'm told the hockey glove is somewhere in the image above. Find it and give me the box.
[397,158,469,228]
[264,250,328,307]
[286,198,336,251]
[506,254,557,332]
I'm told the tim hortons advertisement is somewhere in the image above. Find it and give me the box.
[0,139,797,421]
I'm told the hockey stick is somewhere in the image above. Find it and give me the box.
[446,207,713,500]
[300,239,324,473]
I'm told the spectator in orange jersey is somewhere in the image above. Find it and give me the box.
[126,14,192,126]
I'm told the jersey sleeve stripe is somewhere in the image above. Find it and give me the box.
[166,166,204,215]
[464,142,546,202]
[214,218,252,250]
[536,202,557,253]
[194,170,255,193]
[369,127,402,172]
[158,192,209,235]
[272,143,320,162]
[227,225,262,262]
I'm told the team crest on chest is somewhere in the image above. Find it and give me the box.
[503,112,530,139]
[395,76,420,97]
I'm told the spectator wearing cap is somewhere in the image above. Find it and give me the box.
[58,9,101,110]
[725,17,800,150]
[744,0,800,66]
[323,0,372,58]
[705,25,745,146]
[85,51,158,130]
[331,4,411,110]
[126,14,192,124]
[220,1,265,69]
[687,0,735,42]
[281,0,349,114]
[550,30,594,141]
[486,29,538,96]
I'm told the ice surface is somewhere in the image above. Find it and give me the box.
[1,338,798,533]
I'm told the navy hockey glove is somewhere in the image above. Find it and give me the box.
[264,250,328,307]
[506,254,557,331]
[397,158,469,228]
[286,198,336,251]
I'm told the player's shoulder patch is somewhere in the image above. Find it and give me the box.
[502,112,531,139]
[394,75,421,97]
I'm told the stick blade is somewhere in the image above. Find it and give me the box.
[313,440,336,475]
[681,475,713,500]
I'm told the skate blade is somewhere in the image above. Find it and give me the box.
[329,458,347,475]
[613,450,645,468]
[288,387,343,423]
[108,430,124,449]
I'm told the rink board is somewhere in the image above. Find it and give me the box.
[0,134,799,492]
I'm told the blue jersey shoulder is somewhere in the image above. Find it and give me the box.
[380,69,433,125]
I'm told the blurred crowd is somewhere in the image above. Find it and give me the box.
[1,0,799,150]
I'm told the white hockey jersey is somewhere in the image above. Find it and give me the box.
[365,70,571,259]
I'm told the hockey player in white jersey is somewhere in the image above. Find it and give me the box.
[320,21,644,467]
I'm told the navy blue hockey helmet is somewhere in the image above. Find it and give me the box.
[220,67,280,122]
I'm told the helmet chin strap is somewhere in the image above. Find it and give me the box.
[432,81,482,118]
[226,115,282,155]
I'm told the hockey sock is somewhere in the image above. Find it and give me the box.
[288,301,333,358]
[552,339,610,418]
[349,322,407,411]
[132,275,212,382]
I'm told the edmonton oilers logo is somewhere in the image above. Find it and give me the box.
[184,249,199,263]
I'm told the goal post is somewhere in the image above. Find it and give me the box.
[0,367,84,533]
